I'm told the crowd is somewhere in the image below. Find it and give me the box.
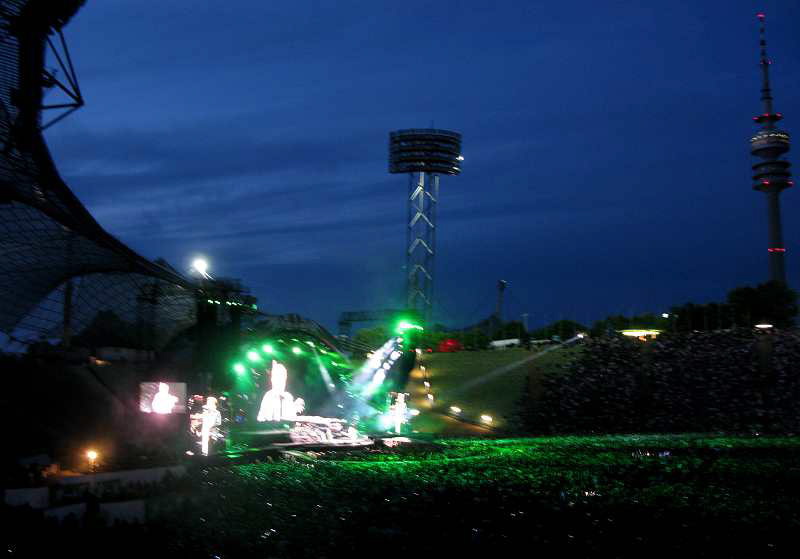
[519,328,800,434]
[4,437,800,557]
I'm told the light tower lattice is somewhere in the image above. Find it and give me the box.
[389,129,462,321]
[751,13,793,283]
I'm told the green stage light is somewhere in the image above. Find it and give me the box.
[292,346,302,355]
[233,363,246,375]
[246,350,261,362]
[396,320,424,334]
[262,344,274,354]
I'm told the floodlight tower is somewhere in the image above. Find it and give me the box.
[751,13,793,283]
[389,129,463,321]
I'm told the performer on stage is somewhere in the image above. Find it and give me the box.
[201,396,222,456]
[257,361,305,421]
[151,382,178,414]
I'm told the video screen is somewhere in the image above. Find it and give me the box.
[139,382,187,414]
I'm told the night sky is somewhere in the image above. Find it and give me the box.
[44,1,800,332]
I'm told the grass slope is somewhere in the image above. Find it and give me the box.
[417,346,579,427]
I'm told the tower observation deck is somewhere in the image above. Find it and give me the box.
[389,129,462,321]
[751,13,793,283]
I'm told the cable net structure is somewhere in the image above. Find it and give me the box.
[0,0,197,349]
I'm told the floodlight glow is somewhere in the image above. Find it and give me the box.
[396,337,404,343]
[192,257,209,277]
[480,414,493,423]
[661,313,670,318]
[86,450,98,461]
[427,394,434,401]
[450,406,462,414]
[409,409,420,416]
[233,363,246,375]
[292,347,302,354]
[263,344,274,354]
[247,351,261,362]
[755,323,774,329]
[620,329,662,337]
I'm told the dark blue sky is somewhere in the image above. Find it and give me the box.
[44,0,800,331]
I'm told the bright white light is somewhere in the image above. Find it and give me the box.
[661,313,670,318]
[86,450,98,461]
[755,323,774,329]
[621,329,661,337]
[382,362,391,370]
[576,333,586,339]
[151,382,178,414]
[427,394,434,401]
[192,257,209,277]
[480,414,493,423]
[391,351,401,360]
[420,366,426,371]
[423,381,430,388]
[450,406,462,414]
[409,409,420,416]
[457,155,465,161]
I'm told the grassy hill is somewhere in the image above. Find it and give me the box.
[410,345,580,430]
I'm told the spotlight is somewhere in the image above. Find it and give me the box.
[246,351,261,362]
[262,344,274,354]
[423,381,430,388]
[409,409,420,416]
[191,257,209,278]
[292,347,302,354]
[427,394,434,401]
[233,363,246,375]
[86,450,98,461]
[480,414,493,424]
[449,406,462,414]
[755,323,774,329]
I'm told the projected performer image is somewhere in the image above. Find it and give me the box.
[151,382,179,414]
[257,361,305,421]
[201,396,222,456]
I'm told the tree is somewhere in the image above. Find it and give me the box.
[728,281,798,328]
[352,324,389,350]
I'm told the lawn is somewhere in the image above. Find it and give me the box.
[416,346,580,427]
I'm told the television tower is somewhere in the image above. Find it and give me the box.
[751,12,793,283]
[389,129,463,321]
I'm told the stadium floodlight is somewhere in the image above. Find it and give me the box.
[409,409,420,416]
[191,257,210,278]
[247,350,261,362]
[661,313,670,318]
[262,344,274,354]
[86,450,98,461]
[480,415,493,424]
[755,323,774,329]
[292,347,302,354]
[450,406,462,414]
[233,363,246,375]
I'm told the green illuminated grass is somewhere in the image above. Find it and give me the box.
[142,434,800,557]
